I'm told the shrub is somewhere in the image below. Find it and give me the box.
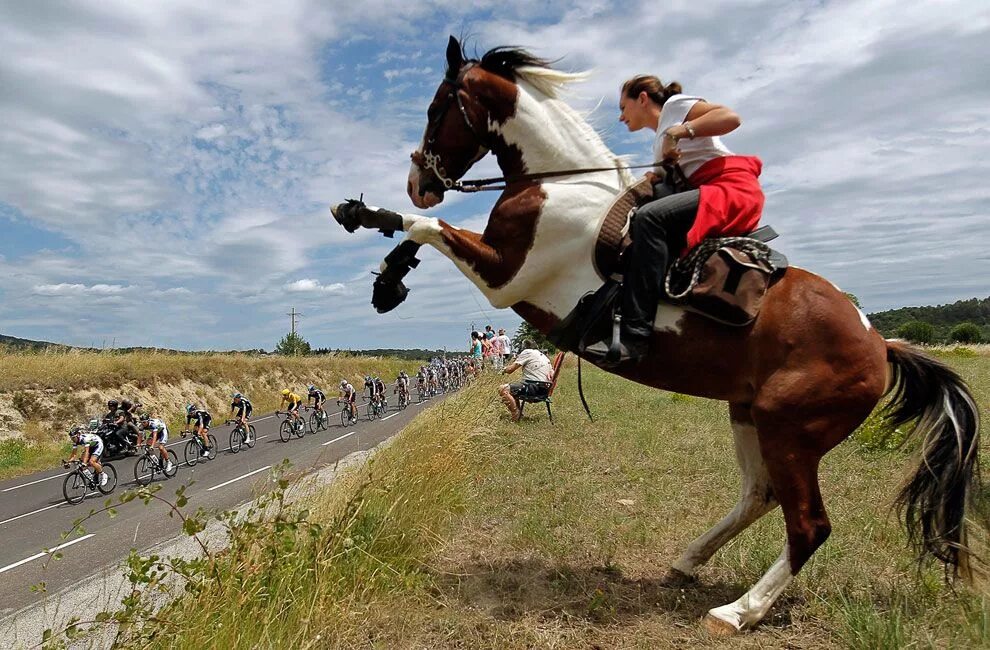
[896,320,936,344]
[949,322,984,344]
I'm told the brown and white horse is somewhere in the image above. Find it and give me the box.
[331,37,981,633]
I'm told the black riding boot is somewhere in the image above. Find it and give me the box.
[585,189,700,366]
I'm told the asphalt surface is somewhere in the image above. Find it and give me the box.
[0,396,432,618]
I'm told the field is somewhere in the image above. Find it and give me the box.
[77,345,990,649]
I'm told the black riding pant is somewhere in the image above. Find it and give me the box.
[623,189,700,338]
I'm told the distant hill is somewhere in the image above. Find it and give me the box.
[313,348,445,361]
[0,333,76,351]
[867,296,990,340]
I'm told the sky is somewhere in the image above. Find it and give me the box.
[1,0,987,351]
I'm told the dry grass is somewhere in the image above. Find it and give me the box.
[99,350,990,649]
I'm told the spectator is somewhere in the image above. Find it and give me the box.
[484,325,496,340]
[481,333,494,368]
[491,330,505,369]
[497,328,512,365]
[498,338,554,422]
[469,331,483,365]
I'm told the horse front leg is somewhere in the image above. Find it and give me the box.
[330,200,499,312]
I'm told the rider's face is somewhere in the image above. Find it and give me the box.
[619,92,649,132]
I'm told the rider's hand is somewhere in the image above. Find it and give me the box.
[660,130,681,162]
[62,461,69,469]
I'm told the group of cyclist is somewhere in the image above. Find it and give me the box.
[62,364,474,488]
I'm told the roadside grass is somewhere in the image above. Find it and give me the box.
[95,351,990,649]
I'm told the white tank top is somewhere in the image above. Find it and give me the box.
[653,94,733,177]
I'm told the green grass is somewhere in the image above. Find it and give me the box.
[54,349,990,649]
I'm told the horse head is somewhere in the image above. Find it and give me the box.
[407,36,553,209]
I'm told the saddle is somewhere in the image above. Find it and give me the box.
[549,177,789,354]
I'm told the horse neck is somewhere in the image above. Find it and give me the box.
[491,80,621,175]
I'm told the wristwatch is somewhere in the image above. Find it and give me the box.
[684,122,696,139]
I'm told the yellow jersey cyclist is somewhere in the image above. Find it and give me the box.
[185,404,214,457]
[64,426,109,486]
[229,392,254,444]
[138,413,175,473]
[279,388,303,427]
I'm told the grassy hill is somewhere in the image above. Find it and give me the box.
[65,349,990,649]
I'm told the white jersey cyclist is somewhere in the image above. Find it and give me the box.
[145,418,169,444]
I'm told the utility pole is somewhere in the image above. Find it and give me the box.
[287,307,303,335]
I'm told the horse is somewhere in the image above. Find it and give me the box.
[330,36,981,634]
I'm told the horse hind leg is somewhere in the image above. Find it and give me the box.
[704,420,834,634]
[664,403,778,584]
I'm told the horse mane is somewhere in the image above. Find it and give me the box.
[453,45,589,98]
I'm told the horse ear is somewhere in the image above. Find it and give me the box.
[446,35,463,72]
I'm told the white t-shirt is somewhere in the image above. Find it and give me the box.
[497,334,511,354]
[653,94,733,178]
[514,349,553,383]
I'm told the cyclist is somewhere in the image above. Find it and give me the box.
[307,384,326,415]
[373,377,387,411]
[229,392,254,444]
[338,379,357,424]
[185,404,213,457]
[363,375,375,401]
[279,388,303,428]
[64,426,108,486]
[138,413,174,472]
[394,371,410,403]
[416,366,427,396]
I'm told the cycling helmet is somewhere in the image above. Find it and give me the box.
[364,375,371,382]
[308,385,316,392]
[339,379,347,387]
[68,425,83,439]
[185,403,196,414]
[280,389,291,396]
[139,413,150,422]
[107,399,119,410]
[232,392,242,399]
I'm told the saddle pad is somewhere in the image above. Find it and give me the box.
[593,176,653,279]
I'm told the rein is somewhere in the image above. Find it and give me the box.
[450,160,687,193]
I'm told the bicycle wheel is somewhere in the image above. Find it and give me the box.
[185,439,200,466]
[97,463,118,494]
[293,419,306,439]
[366,402,376,421]
[340,408,347,426]
[308,411,319,433]
[319,411,329,431]
[279,420,292,442]
[245,425,257,449]
[62,471,88,505]
[134,455,155,487]
[229,426,242,454]
[205,434,218,460]
[163,450,179,477]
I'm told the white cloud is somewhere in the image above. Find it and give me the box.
[33,283,129,296]
[285,279,348,294]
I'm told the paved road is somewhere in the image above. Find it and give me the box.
[0,397,433,617]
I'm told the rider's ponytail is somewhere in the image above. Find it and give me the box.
[622,75,683,107]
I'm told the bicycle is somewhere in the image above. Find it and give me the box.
[396,389,409,410]
[417,382,426,403]
[337,400,357,426]
[306,406,329,432]
[374,395,388,418]
[133,444,178,486]
[225,419,257,453]
[276,411,306,442]
[181,429,217,466]
[62,460,117,504]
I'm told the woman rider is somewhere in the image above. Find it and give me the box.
[585,75,765,365]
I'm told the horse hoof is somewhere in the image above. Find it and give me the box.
[703,613,741,636]
[658,568,697,587]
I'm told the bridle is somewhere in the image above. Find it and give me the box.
[411,64,690,194]
[410,62,491,192]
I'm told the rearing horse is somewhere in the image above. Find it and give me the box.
[331,36,981,634]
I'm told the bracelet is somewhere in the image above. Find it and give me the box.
[664,129,679,144]
[684,122,696,139]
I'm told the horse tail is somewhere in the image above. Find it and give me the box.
[884,340,982,579]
